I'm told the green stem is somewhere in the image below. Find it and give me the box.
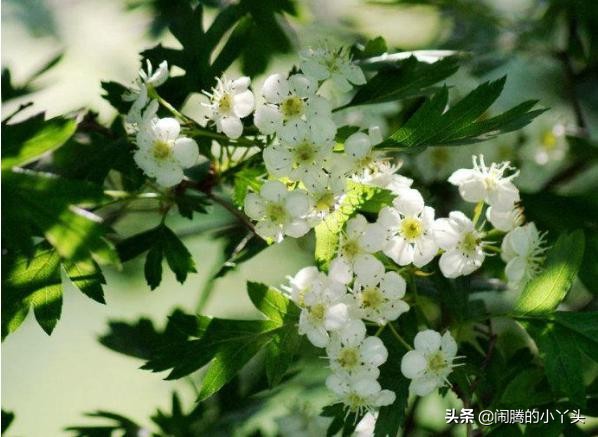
[388,323,413,351]
[375,324,386,337]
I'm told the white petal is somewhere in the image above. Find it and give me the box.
[505,257,526,286]
[262,73,289,103]
[339,319,366,347]
[374,389,396,407]
[288,74,317,98]
[400,351,427,379]
[172,137,199,168]
[438,250,466,278]
[284,220,310,238]
[360,223,386,253]
[233,89,255,118]
[263,146,292,177]
[306,325,330,348]
[441,331,458,358]
[231,76,250,91]
[254,105,283,135]
[244,193,266,220]
[354,256,385,286]
[410,376,440,396]
[433,219,461,250]
[155,117,180,141]
[345,132,371,159]
[341,63,366,85]
[301,59,329,80]
[459,178,486,203]
[414,329,442,353]
[380,271,406,299]
[255,220,282,242]
[325,303,350,331]
[260,180,287,202]
[154,165,184,187]
[394,188,424,216]
[284,190,311,217]
[360,336,388,367]
[385,237,414,266]
[329,258,353,285]
[346,214,367,238]
[412,237,438,267]
[448,168,474,185]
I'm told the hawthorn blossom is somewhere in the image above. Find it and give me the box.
[244,181,311,242]
[254,73,336,143]
[123,60,169,125]
[524,121,568,166]
[263,123,334,182]
[303,171,346,221]
[202,76,255,139]
[448,155,520,210]
[400,330,459,396]
[378,188,438,267]
[486,205,524,232]
[299,46,366,92]
[351,256,409,325]
[501,222,548,290]
[134,116,199,187]
[433,211,486,278]
[344,127,383,176]
[358,160,414,194]
[335,214,385,273]
[326,328,388,379]
[326,373,396,414]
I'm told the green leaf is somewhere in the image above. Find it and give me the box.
[160,226,197,284]
[344,56,460,108]
[2,409,15,433]
[2,245,62,338]
[232,166,264,207]
[2,115,76,170]
[514,230,585,315]
[2,168,115,262]
[381,78,545,150]
[314,181,386,268]
[523,319,586,407]
[118,224,196,289]
[64,257,106,304]
[145,245,164,290]
[143,283,299,400]
[247,282,302,386]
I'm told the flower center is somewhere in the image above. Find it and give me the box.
[341,239,360,260]
[338,347,360,369]
[265,203,287,224]
[293,142,316,165]
[152,140,172,160]
[361,287,384,309]
[346,393,366,412]
[541,131,557,150]
[218,93,233,114]
[309,303,326,322]
[315,191,335,212]
[281,96,304,118]
[400,217,423,240]
[357,153,374,170]
[427,351,447,374]
[460,231,478,254]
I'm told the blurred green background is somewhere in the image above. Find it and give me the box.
[2,0,596,435]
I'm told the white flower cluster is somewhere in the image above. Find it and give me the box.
[447,155,548,289]
[123,61,200,187]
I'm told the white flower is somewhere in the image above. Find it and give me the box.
[202,76,255,139]
[300,46,366,93]
[254,73,336,143]
[244,181,311,242]
[326,324,388,379]
[433,211,486,278]
[351,256,409,325]
[448,155,520,210]
[501,222,548,290]
[123,60,169,102]
[303,170,346,221]
[400,330,459,396]
[326,373,395,414]
[358,160,413,194]
[284,266,327,307]
[344,127,383,177]
[378,188,438,267]
[123,60,169,125]
[354,412,378,437]
[524,121,568,166]
[134,116,199,187]
[296,272,354,348]
[336,214,385,273]
[263,123,334,182]
[486,205,524,232]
